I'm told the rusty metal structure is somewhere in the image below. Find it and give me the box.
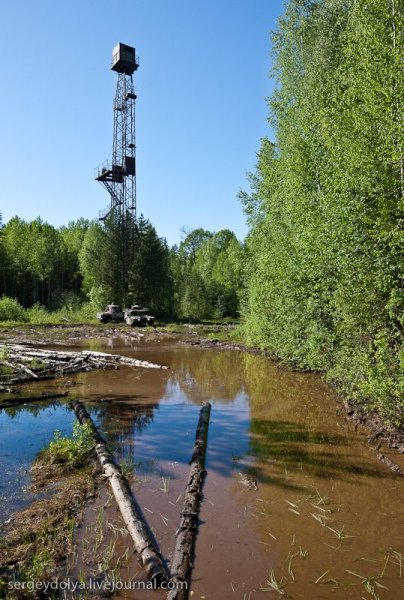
[95,43,139,294]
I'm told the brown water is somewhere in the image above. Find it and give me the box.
[1,337,404,599]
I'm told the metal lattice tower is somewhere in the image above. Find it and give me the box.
[96,43,138,221]
[95,43,139,295]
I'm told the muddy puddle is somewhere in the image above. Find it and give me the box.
[1,337,403,599]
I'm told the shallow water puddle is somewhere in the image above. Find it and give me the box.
[1,338,403,599]
[0,404,76,522]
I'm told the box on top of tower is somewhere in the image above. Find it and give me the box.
[111,43,139,75]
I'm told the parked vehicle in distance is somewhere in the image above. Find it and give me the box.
[96,304,124,323]
[124,305,155,327]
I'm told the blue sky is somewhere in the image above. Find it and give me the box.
[0,0,283,245]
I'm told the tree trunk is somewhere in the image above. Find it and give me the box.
[70,400,170,584]
[167,402,211,600]
[1,344,168,385]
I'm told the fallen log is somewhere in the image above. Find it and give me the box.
[81,350,168,369]
[70,400,169,584]
[3,359,38,379]
[167,402,212,600]
[376,453,404,476]
[1,344,168,385]
[9,374,56,384]
[0,392,69,409]
[4,345,168,368]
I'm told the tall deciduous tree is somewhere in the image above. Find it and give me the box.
[242,0,403,423]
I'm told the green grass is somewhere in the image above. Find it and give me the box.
[160,320,244,342]
[27,303,98,325]
[0,295,100,326]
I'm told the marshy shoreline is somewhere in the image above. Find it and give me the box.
[1,323,404,461]
[0,325,404,598]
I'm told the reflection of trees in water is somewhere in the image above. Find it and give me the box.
[168,347,332,411]
[83,336,144,352]
[92,402,158,462]
[0,401,68,419]
[240,353,391,482]
[241,352,336,418]
[169,348,245,404]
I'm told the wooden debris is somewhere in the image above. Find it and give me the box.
[0,343,168,385]
[70,400,170,584]
[238,471,258,491]
[168,402,212,600]
[3,359,38,379]
[376,453,404,476]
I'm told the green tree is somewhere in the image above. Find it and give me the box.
[129,215,174,315]
[79,221,111,307]
[242,0,403,423]
[172,228,243,320]
[195,230,243,317]
[59,219,89,299]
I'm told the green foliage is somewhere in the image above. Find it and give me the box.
[41,421,95,469]
[25,302,97,324]
[26,303,54,324]
[172,228,244,320]
[0,296,28,322]
[129,215,174,315]
[0,211,243,323]
[79,221,114,302]
[79,214,174,314]
[0,347,9,360]
[0,217,89,310]
[242,0,404,424]
[87,285,108,310]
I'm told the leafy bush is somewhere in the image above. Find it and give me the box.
[58,291,83,311]
[27,303,57,324]
[26,301,98,324]
[42,421,95,469]
[0,296,28,322]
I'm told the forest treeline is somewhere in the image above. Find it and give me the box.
[0,214,243,321]
[0,0,402,423]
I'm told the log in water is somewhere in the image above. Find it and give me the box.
[0,344,168,385]
[168,401,212,600]
[70,400,170,584]
[0,391,69,409]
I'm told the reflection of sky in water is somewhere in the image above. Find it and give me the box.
[0,406,75,523]
[109,385,251,479]
[0,352,253,523]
